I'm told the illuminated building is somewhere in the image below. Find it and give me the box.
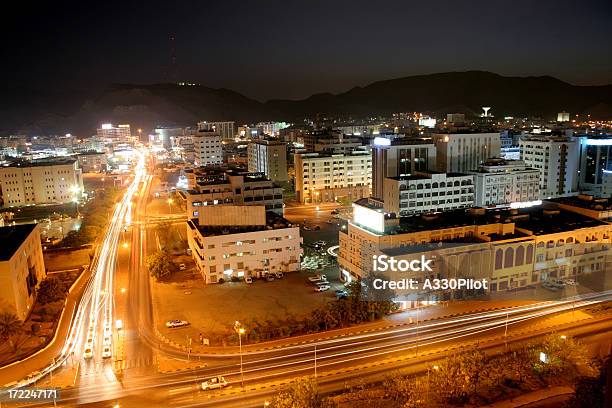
[186,206,302,283]
[194,127,223,166]
[578,136,612,197]
[247,140,288,182]
[197,121,236,140]
[96,123,131,141]
[432,132,501,173]
[0,158,84,207]
[294,147,372,204]
[76,151,108,173]
[0,224,46,320]
[468,158,540,207]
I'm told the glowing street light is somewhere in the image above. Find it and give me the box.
[234,321,246,389]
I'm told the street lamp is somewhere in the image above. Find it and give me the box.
[234,321,246,389]
[167,198,173,216]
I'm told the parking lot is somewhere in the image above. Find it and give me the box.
[152,265,346,347]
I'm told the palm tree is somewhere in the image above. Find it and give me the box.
[0,311,23,350]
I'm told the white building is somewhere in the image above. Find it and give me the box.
[194,128,223,167]
[186,206,302,284]
[468,158,541,207]
[0,224,46,320]
[313,134,362,154]
[557,112,570,122]
[247,140,288,182]
[294,147,372,204]
[96,124,131,141]
[383,171,475,216]
[0,158,84,207]
[257,122,290,137]
[184,168,284,216]
[76,151,108,173]
[197,121,235,140]
[577,136,612,197]
[519,135,579,198]
[432,132,501,173]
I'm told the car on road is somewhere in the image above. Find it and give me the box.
[274,272,284,279]
[313,225,321,231]
[302,225,312,231]
[314,240,327,246]
[83,348,93,359]
[102,346,112,359]
[542,282,559,291]
[103,336,112,346]
[314,279,330,286]
[179,263,186,271]
[315,285,330,292]
[308,274,327,283]
[335,289,348,299]
[201,376,228,391]
[245,276,253,284]
[166,320,190,328]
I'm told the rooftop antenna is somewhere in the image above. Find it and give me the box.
[482,107,491,117]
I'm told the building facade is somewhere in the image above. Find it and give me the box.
[186,206,302,284]
[247,140,288,182]
[197,121,235,140]
[0,224,46,320]
[578,136,612,197]
[194,128,223,167]
[0,159,84,207]
[96,124,131,141]
[76,151,108,173]
[294,147,372,204]
[469,158,540,207]
[371,137,437,200]
[432,132,501,173]
[383,171,475,216]
[519,135,579,198]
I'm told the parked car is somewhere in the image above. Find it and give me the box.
[542,282,559,291]
[315,285,330,292]
[331,209,339,215]
[274,272,284,279]
[201,376,228,391]
[166,320,190,328]
[245,276,253,284]
[308,274,327,283]
[563,279,577,286]
[335,289,348,299]
[314,280,330,286]
[314,240,327,246]
[313,225,321,231]
[179,263,186,271]
[266,275,275,282]
[102,346,112,359]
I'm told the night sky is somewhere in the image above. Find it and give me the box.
[3,0,611,101]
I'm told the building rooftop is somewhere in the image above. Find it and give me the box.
[546,195,612,214]
[387,171,470,181]
[0,223,37,261]
[188,211,295,237]
[2,158,77,168]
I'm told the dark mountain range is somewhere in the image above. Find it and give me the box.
[1,71,610,136]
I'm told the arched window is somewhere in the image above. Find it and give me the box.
[515,245,525,266]
[537,242,545,248]
[432,182,438,188]
[504,247,514,268]
[454,181,460,187]
[495,249,503,269]
[425,183,431,189]
[417,184,424,189]
[566,237,574,244]
[409,185,416,190]
[526,244,534,263]
[439,182,446,188]
[399,184,407,191]
[557,239,564,247]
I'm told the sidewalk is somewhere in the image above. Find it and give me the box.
[0,266,92,386]
[155,299,536,356]
[481,386,574,408]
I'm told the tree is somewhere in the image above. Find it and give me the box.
[147,250,173,280]
[0,311,23,351]
[270,378,323,408]
[37,277,67,304]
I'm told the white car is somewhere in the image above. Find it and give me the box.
[245,277,253,284]
[315,285,330,292]
[102,346,112,359]
[83,348,93,359]
[179,263,186,271]
[166,320,190,328]
[104,323,112,337]
[103,336,112,346]
[308,274,327,282]
[201,376,228,391]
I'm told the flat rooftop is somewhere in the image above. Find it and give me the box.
[188,211,296,237]
[546,196,612,212]
[0,223,37,261]
[387,171,469,181]
[2,158,77,168]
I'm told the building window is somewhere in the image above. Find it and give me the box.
[504,248,514,268]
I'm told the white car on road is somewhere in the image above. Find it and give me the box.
[83,347,93,359]
[166,320,190,328]
[102,346,112,359]
[308,274,327,283]
[201,376,228,391]
[315,285,330,292]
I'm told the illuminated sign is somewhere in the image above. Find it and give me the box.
[353,203,385,233]
[510,200,542,209]
[586,139,612,146]
[373,137,391,146]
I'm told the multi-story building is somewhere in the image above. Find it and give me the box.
[247,140,288,182]
[468,158,540,207]
[432,132,501,173]
[0,224,46,320]
[197,121,235,140]
[0,158,84,207]
[338,200,611,301]
[313,134,362,154]
[383,171,475,216]
[294,147,372,204]
[578,136,612,197]
[96,124,131,141]
[186,206,302,284]
[519,135,579,198]
[76,151,108,173]
[193,128,223,167]
[154,127,185,149]
[184,168,284,217]
[371,137,436,200]
[257,122,290,137]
